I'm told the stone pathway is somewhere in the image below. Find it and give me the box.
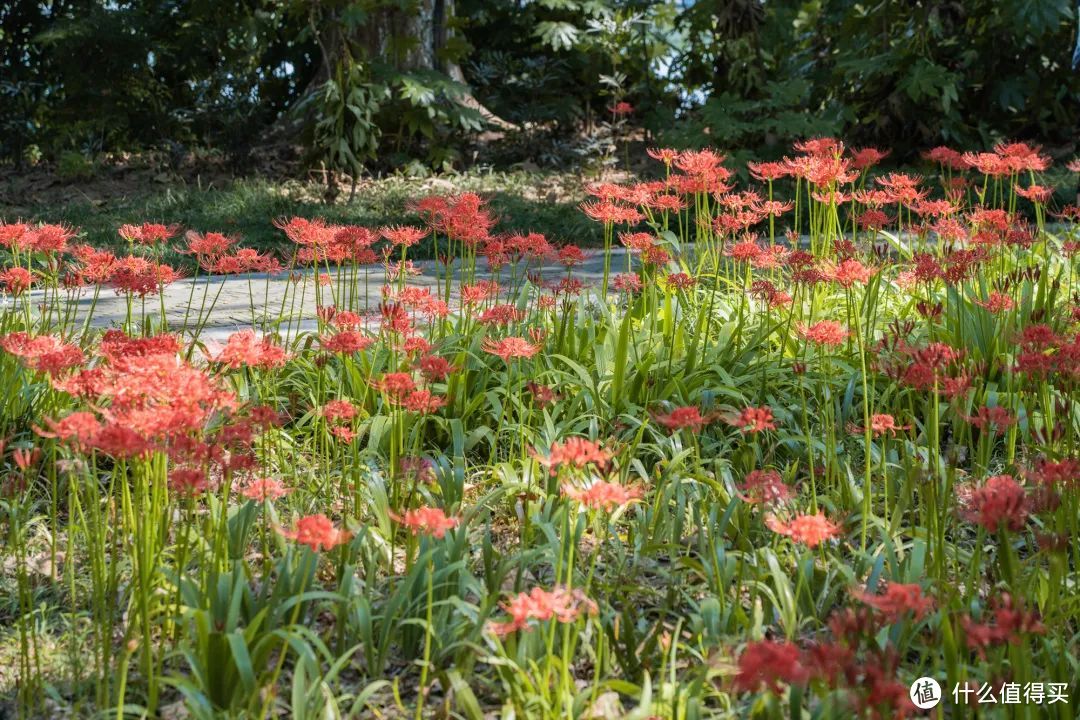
[19,249,630,342]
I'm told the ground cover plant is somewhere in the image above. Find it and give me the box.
[1,140,1079,719]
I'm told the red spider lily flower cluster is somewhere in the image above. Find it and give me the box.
[561,479,642,511]
[798,320,850,347]
[391,506,459,538]
[737,469,793,505]
[959,594,1044,657]
[959,475,1029,532]
[0,222,77,253]
[725,406,777,434]
[482,336,541,361]
[0,332,85,377]
[280,514,351,551]
[766,512,842,548]
[240,476,290,502]
[119,223,180,246]
[487,586,598,637]
[0,267,34,296]
[853,583,934,623]
[36,331,244,462]
[651,405,718,432]
[533,437,612,476]
[213,330,291,370]
[734,640,811,693]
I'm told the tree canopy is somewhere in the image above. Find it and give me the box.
[2,0,1078,170]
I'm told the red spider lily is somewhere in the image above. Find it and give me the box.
[98,329,181,360]
[857,413,910,438]
[371,372,417,403]
[240,476,290,501]
[213,330,290,370]
[391,506,459,538]
[647,194,687,213]
[1013,183,1053,204]
[922,145,969,170]
[183,230,238,259]
[556,244,588,268]
[641,245,671,266]
[401,333,435,356]
[32,224,74,253]
[10,447,41,473]
[379,303,413,335]
[737,469,793,505]
[561,479,642,511]
[321,399,358,424]
[724,240,762,263]
[0,221,31,249]
[726,406,777,434]
[0,332,85,377]
[850,147,890,170]
[0,267,34,296]
[892,341,963,390]
[280,514,351,552]
[994,141,1051,172]
[857,209,891,231]
[48,341,234,459]
[828,258,876,288]
[964,405,1015,436]
[478,304,524,326]
[750,280,791,307]
[118,223,180,246]
[647,147,678,164]
[751,199,793,218]
[35,411,102,451]
[960,475,1028,532]
[609,101,633,115]
[415,354,457,382]
[320,330,375,355]
[747,160,788,182]
[798,320,849,347]
[486,586,598,637]
[424,193,496,246]
[481,336,540,362]
[766,512,841,547]
[675,149,730,178]
[854,583,933,622]
[795,137,843,156]
[402,389,446,414]
[734,640,810,693]
[580,200,643,225]
[380,225,427,248]
[109,256,182,297]
[533,437,611,476]
[960,594,1044,656]
[612,273,642,293]
[651,405,717,432]
[1026,458,1079,489]
[663,272,696,291]
[618,232,653,251]
[974,291,1015,313]
[170,468,210,496]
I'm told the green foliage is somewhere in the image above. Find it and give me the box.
[2,0,1078,170]
[668,0,1080,156]
[297,57,384,179]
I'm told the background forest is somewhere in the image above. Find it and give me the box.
[3,0,1079,181]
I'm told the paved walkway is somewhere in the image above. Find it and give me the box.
[19,250,631,342]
